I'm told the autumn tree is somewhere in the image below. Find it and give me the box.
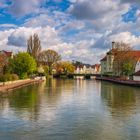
[55,61,75,74]
[27,33,41,63]
[0,53,8,74]
[112,42,136,76]
[38,49,61,74]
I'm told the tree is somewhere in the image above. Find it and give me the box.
[38,49,61,74]
[73,61,82,67]
[10,52,37,79]
[0,53,8,74]
[27,33,41,63]
[123,62,133,76]
[55,61,75,74]
[112,42,136,76]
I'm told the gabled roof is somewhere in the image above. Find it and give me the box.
[100,56,107,61]
[100,50,140,62]
[0,50,12,57]
[129,51,140,58]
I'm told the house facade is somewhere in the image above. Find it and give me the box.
[133,59,140,81]
[75,64,101,74]
[100,42,140,79]
[0,50,13,73]
[100,42,115,75]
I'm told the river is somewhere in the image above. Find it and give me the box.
[0,79,140,140]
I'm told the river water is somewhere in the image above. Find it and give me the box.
[0,79,140,140]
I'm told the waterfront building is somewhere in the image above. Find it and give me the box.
[75,64,101,74]
[100,42,140,77]
[100,42,115,75]
[0,50,13,58]
[0,50,13,73]
[133,58,140,81]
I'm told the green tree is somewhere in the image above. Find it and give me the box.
[10,52,37,79]
[27,33,41,63]
[123,62,133,76]
[38,49,61,74]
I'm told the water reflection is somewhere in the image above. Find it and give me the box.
[0,79,140,140]
[100,81,140,117]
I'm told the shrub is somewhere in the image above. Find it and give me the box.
[11,74,19,81]
[20,73,28,79]
[0,74,19,82]
[0,74,6,82]
[5,73,13,81]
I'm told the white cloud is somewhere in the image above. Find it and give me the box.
[8,0,44,17]
[0,24,17,29]
[1,0,140,64]
[0,25,106,64]
[109,32,140,47]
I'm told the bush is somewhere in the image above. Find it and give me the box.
[20,73,28,79]
[0,74,19,82]
[11,74,19,81]
[5,73,13,81]
[0,74,6,82]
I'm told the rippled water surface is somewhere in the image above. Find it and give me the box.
[0,79,140,140]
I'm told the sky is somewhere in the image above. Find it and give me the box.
[0,0,140,64]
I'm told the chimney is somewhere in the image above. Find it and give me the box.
[112,41,115,49]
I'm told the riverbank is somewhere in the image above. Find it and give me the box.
[0,79,44,93]
[96,77,140,87]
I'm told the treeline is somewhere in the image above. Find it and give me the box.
[0,33,75,82]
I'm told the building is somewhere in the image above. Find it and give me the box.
[0,50,13,73]
[133,58,140,81]
[100,42,140,77]
[75,64,101,74]
[133,70,140,81]
[91,64,101,74]
[0,50,13,58]
[100,42,115,75]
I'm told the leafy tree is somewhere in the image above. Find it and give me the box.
[55,61,75,74]
[73,61,82,67]
[10,52,37,79]
[38,49,61,74]
[43,65,49,75]
[112,42,136,76]
[123,63,133,76]
[0,53,8,74]
[27,33,41,63]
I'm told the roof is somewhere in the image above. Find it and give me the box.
[0,50,12,57]
[129,51,140,58]
[100,56,107,61]
[133,70,140,76]
[100,50,140,62]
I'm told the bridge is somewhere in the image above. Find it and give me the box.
[53,73,101,79]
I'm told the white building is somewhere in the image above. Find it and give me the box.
[100,42,115,75]
[75,64,101,74]
[133,59,140,81]
[100,42,140,78]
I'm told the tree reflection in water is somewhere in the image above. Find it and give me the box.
[100,81,140,117]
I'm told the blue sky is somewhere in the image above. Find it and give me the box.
[0,0,140,64]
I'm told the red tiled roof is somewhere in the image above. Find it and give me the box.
[3,51,12,57]
[0,50,12,57]
[129,51,140,58]
[100,50,140,62]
